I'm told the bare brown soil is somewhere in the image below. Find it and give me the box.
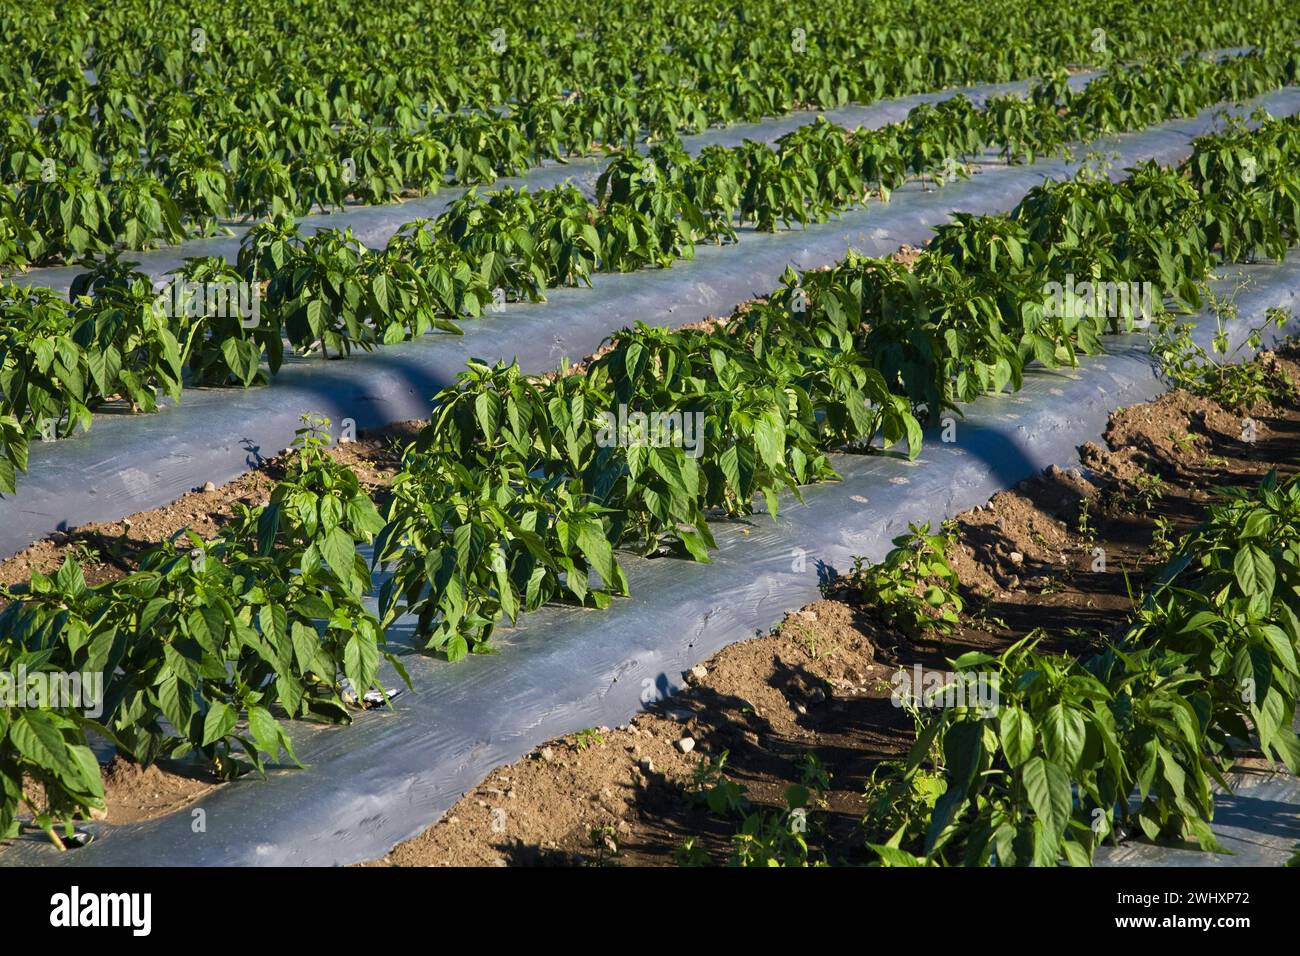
[0,240,940,594]
[3,325,1297,849]
[97,757,217,825]
[364,348,1300,867]
[0,426,412,595]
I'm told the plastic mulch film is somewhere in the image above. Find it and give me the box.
[10,75,1089,296]
[4,254,1299,866]
[2,86,1297,560]
[1096,765,1300,867]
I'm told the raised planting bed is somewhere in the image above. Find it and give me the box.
[4,83,1299,560]
[4,253,1297,866]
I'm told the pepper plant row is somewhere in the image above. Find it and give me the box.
[0,417,403,843]
[1,105,1297,846]
[861,469,1300,866]
[1,0,1296,268]
[3,46,1296,496]
[371,112,1300,657]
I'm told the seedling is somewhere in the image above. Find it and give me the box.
[844,522,964,634]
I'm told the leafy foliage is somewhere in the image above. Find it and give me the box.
[842,522,964,634]
[863,471,1300,866]
[0,416,407,843]
[0,0,1285,264]
[1154,305,1297,413]
[8,53,1300,495]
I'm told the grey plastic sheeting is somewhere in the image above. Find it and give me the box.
[1097,769,1300,867]
[10,74,1097,295]
[4,254,1299,867]
[2,88,1298,562]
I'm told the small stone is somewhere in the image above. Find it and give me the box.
[808,687,827,704]
[447,815,460,825]
[639,757,655,773]
[685,664,708,684]
[538,746,555,763]
[795,703,808,715]
[202,481,216,492]
[491,858,508,867]
[1009,551,1024,565]
[676,737,696,754]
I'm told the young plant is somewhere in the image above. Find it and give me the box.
[1153,305,1296,414]
[843,522,964,634]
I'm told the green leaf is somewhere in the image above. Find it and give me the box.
[1000,706,1035,767]
[1042,702,1086,771]
[344,632,379,695]
[247,706,284,759]
[10,710,79,784]
[870,844,927,866]
[924,719,984,852]
[753,411,786,469]
[475,390,501,438]
[1022,755,1073,840]
[372,273,391,314]
[1257,623,1298,676]
[321,526,358,582]
[1233,543,1275,599]
[202,701,238,747]
[575,520,617,586]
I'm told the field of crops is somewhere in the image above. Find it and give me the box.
[2,0,1300,901]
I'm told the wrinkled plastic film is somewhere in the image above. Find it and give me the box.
[1096,769,1300,867]
[10,75,1092,295]
[4,255,1299,867]
[3,87,1297,560]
